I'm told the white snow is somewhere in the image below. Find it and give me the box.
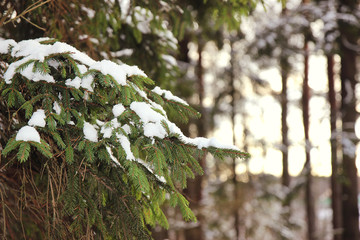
[53,101,61,115]
[11,40,47,61]
[28,109,46,127]
[83,122,98,142]
[144,122,168,139]
[13,61,55,83]
[133,158,166,183]
[119,0,130,17]
[81,6,96,18]
[68,121,75,125]
[130,102,168,138]
[110,49,133,57]
[106,146,120,165]
[162,54,177,66]
[100,118,120,138]
[65,76,82,89]
[3,39,96,84]
[112,103,126,117]
[122,124,131,134]
[133,6,153,34]
[117,134,135,160]
[77,64,88,74]
[2,39,146,89]
[24,63,55,82]
[90,60,146,86]
[130,101,240,151]
[11,40,95,65]
[78,34,89,41]
[100,125,113,139]
[91,60,127,84]
[0,39,16,54]
[16,126,41,143]
[152,86,189,105]
[81,74,94,92]
[48,59,60,69]
[52,42,96,66]
[96,120,105,126]
[184,137,239,151]
[156,22,178,50]
[121,64,147,78]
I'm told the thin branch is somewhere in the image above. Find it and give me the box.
[47,165,57,230]
[20,15,46,31]
[0,188,6,238]
[2,0,53,28]
[0,6,14,26]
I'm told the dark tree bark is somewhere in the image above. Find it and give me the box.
[303,41,317,240]
[280,57,290,188]
[338,0,360,239]
[280,0,290,190]
[340,43,359,240]
[327,54,342,240]
[152,228,169,240]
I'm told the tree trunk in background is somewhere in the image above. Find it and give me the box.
[327,54,342,240]
[301,1,317,239]
[281,58,290,188]
[338,0,359,239]
[196,42,206,138]
[152,228,169,240]
[303,41,317,240]
[280,5,290,190]
[230,39,240,240]
[183,40,205,240]
[340,46,359,240]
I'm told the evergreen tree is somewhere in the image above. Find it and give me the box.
[0,0,182,89]
[0,38,248,239]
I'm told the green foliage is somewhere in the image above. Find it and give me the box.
[0,39,249,239]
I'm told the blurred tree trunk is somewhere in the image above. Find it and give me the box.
[301,3,317,240]
[279,55,292,240]
[338,0,359,239]
[327,54,342,240]
[230,38,240,240]
[280,57,290,188]
[152,228,169,240]
[280,6,290,189]
[302,41,317,240]
[183,40,205,240]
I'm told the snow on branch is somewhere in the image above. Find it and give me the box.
[1,38,245,162]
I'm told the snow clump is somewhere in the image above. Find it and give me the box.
[28,109,46,127]
[16,126,41,143]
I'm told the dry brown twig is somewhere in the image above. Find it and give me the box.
[1,0,53,31]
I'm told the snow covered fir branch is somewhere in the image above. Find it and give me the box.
[0,38,249,239]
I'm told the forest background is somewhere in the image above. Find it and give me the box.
[1,0,360,239]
